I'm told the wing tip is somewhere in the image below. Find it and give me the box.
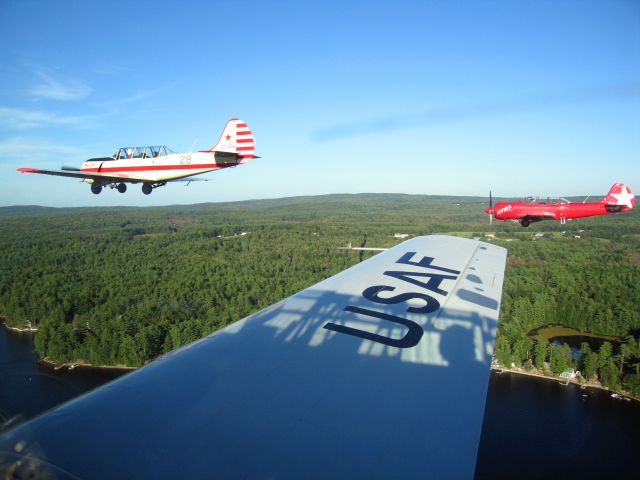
[17,167,40,173]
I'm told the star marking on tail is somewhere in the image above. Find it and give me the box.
[611,185,635,208]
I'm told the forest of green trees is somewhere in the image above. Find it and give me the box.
[1,193,639,396]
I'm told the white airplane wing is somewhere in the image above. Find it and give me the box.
[18,167,221,185]
[0,235,507,479]
[17,167,150,183]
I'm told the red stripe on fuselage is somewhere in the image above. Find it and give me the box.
[82,163,221,173]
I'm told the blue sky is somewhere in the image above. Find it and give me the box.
[0,0,638,207]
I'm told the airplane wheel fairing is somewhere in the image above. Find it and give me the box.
[91,184,102,195]
[142,184,152,195]
[117,183,127,193]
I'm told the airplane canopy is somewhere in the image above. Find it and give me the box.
[111,146,175,160]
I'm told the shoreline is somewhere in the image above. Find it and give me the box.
[1,323,135,371]
[2,323,637,400]
[39,358,136,372]
[491,365,638,403]
[2,323,37,333]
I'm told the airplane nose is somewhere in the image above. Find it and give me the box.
[485,207,493,215]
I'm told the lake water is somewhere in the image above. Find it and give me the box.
[476,371,639,479]
[0,326,126,430]
[1,326,638,478]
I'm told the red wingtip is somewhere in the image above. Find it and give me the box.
[17,167,41,173]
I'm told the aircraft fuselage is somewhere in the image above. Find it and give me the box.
[485,183,634,227]
[80,152,233,183]
[490,200,629,222]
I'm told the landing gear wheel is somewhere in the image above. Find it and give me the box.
[142,183,152,195]
[521,219,530,227]
[117,183,127,193]
[91,184,103,195]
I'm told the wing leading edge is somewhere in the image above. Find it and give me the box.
[17,167,156,183]
[0,235,507,479]
[17,167,153,183]
[17,166,222,185]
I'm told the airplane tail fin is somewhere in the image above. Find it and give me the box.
[601,183,635,209]
[201,118,255,164]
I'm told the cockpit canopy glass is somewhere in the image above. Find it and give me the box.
[159,146,175,156]
[112,146,174,159]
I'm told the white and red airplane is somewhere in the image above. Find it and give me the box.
[17,118,256,195]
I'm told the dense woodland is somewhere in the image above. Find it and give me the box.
[1,194,639,396]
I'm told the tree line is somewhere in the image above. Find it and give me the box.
[1,194,639,394]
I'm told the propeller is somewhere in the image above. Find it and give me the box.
[485,190,494,225]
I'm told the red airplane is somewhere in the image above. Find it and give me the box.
[485,183,635,227]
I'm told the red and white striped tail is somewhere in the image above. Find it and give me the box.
[204,118,255,162]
